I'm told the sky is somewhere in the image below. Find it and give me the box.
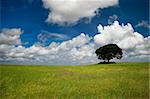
[0,0,150,65]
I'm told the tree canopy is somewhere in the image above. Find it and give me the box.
[95,44,123,63]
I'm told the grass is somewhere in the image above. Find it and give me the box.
[0,62,149,99]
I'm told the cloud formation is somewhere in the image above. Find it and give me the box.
[0,28,22,45]
[0,30,98,65]
[94,21,150,61]
[0,21,149,65]
[37,30,69,45]
[108,14,118,24]
[135,20,150,29]
[42,0,118,25]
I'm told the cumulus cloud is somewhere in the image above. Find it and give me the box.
[135,20,150,29]
[0,21,149,65]
[0,28,22,45]
[0,28,22,62]
[42,0,118,25]
[94,21,150,61]
[0,30,98,65]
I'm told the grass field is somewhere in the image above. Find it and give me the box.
[0,62,149,99]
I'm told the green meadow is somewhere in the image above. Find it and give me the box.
[0,62,149,99]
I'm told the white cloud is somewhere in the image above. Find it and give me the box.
[0,28,23,62]
[0,21,149,65]
[135,20,150,29]
[0,28,22,45]
[94,21,150,61]
[42,0,118,25]
[0,30,98,65]
[37,30,69,45]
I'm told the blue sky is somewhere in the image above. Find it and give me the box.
[1,0,149,47]
[0,0,149,65]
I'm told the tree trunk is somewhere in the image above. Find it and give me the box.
[108,59,109,63]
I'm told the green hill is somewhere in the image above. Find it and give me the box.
[0,62,149,99]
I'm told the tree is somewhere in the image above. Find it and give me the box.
[95,44,123,63]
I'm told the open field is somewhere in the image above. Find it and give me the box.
[0,62,149,99]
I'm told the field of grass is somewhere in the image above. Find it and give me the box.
[0,62,149,99]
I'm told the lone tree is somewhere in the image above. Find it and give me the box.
[95,44,123,63]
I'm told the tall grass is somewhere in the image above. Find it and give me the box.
[0,62,149,99]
